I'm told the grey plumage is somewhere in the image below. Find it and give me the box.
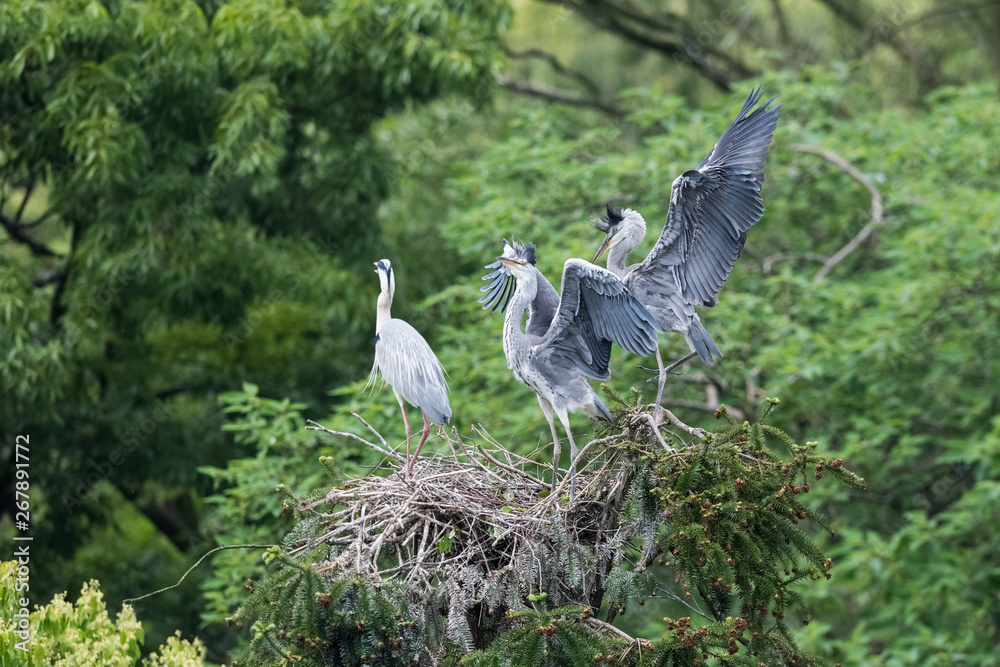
[369,259,451,476]
[593,86,780,363]
[482,240,659,498]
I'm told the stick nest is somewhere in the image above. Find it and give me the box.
[293,415,668,599]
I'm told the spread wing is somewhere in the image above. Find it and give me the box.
[631,86,780,307]
[537,258,660,376]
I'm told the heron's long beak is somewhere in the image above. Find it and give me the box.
[497,257,519,267]
[593,232,615,263]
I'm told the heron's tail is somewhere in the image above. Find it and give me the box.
[686,318,722,364]
[585,395,614,423]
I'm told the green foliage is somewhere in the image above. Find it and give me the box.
[197,382,366,627]
[0,561,210,666]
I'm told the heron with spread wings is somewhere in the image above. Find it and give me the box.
[593,87,780,371]
[480,241,659,498]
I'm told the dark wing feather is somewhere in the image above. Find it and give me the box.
[480,242,559,337]
[539,259,659,376]
[633,86,780,307]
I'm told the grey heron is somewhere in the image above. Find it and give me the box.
[369,259,451,477]
[593,86,780,367]
[481,241,659,498]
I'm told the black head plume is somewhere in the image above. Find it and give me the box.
[597,204,624,233]
[513,241,536,265]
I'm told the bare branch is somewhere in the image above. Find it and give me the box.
[654,406,708,440]
[502,45,605,101]
[14,179,35,224]
[792,144,884,284]
[123,544,275,604]
[307,418,402,462]
[498,76,623,116]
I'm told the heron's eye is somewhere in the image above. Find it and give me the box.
[612,227,618,232]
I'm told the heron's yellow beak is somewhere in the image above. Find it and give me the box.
[593,233,615,263]
[497,257,519,267]
[373,262,379,274]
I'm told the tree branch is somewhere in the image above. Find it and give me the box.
[498,76,624,116]
[503,45,605,102]
[14,179,35,224]
[769,0,792,48]
[31,264,68,288]
[50,221,80,325]
[0,212,61,257]
[535,0,750,92]
[792,144,884,284]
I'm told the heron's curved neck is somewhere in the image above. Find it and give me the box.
[376,289,393,333]
[608,217,645,278]
[503,272,537,351]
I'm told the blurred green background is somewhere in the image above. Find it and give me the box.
[2,0,999,664]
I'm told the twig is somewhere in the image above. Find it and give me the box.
[642,350,698,382]
[123,544,275,604]
[350,411,391,449]
[307,419,401,462]
[583,617,648,645]
[645,413,678,454]
[792,144,884,284]
[655,408,708,439]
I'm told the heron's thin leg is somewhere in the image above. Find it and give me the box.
[555,408,578,501]
[538,396,560,492]
[407,413,432,477]
[654,346,666,424]
[396,393,412,474]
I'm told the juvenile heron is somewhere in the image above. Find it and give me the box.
[369,259,451,476]
[593,86,780,366]
[481,241,659,498]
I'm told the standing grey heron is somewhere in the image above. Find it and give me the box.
[593,87,780,368]
[481,241,660,498]
[369,259,451,477]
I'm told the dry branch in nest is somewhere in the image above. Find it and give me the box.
[298,408,689,609]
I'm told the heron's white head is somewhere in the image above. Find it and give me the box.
[497,255,529,276]
[593,205,646,263]
[374,258,395,300]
